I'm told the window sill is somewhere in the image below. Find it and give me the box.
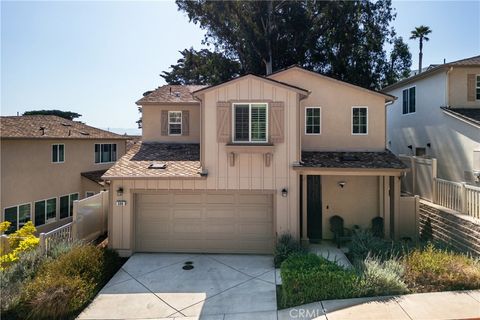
[225,143,274,153]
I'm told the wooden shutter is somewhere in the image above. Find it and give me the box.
[269,101,284,143]
[161,110,168,136]
[217,101,231,142]
[182,110,189,136]
[467,74,476,101]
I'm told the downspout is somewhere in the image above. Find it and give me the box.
[445,67,453,107]
[384,99,395,151]
[193,94,204,169]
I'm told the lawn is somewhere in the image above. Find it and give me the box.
[275,231,480,309]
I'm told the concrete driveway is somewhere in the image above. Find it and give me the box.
[78,253,278,320]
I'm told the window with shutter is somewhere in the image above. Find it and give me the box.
[232,103,268,143]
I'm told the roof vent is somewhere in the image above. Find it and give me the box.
[174,92,180,98]
[148,162,167,169]
[79,131,90,136]
[39,126,46,135]
[341,155,360,161]
[61,123,72,127]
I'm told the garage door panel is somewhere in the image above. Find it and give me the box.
[135,192,274,253]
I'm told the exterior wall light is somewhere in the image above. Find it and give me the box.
[338,181,346,188]
[116,187,124,196]
[281,188,288,197]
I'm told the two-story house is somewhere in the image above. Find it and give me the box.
[0,115,128,234]
[103,66,407,256]
[383,55,480,184]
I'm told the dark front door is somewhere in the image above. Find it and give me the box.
[307,175,322,242]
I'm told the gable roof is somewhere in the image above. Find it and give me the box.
[382,55,480,91]
[136,85,207,105]
[192,73,310,97]
[268,65,395,101]
[0,115,128,140]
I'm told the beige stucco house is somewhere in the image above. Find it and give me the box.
[103,67,407,256]
[384,55,480,184]
[1,115,128,234]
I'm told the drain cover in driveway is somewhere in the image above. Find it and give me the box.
[182,265,194,270]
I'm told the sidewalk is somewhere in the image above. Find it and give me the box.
[278,290,480,320]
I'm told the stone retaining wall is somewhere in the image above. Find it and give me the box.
[419,201,480,256]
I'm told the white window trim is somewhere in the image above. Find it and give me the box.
[231,102,269,143]
[34,198,57,226]
[3,202,32,231]
[85,191,95,197]
[401,85,416,115]
[305,107,322,135]
[476,74,480,100]
[351,106,368,136]
[52,144,65,163]
[168,111,182,136]
[94,143,117,164]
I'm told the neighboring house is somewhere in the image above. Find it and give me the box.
[383,55,480,184]
[103,66,407,256]
[0,115,128,234]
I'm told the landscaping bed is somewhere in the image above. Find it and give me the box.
[275,231,480,309]
[0,222,125,320]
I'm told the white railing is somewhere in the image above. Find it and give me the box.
[434,178,463,212]
[465,184,480,219]
[39,222,74,253]
[434,178,480,219]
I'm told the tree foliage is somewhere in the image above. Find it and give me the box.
[384,37,412,87]
[161,48,241,85]
[162,0,410,90]
[23,110,81,120]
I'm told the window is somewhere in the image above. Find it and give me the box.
[46,198,56,221]
[52,144,65,163]
[352,107,368,135]
[168,111,182,135]
[60,195,69,219]
[305,107,321,134]
[34,198,57,226]
[476,75,480,100]
[402,87,416,114]
[85,191,95,198]
[233,103,268,143]
[69,193,79,217]
[34,200,45,226]
[95,144,117,163]
[3,204,31,233]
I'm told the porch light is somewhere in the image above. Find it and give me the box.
[116,187,124,196]
[281,188,288,197]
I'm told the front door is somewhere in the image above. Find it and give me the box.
[307,175,322,242]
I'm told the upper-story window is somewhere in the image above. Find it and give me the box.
[95,144,117,163]
[168,111,182,135]
[476,75,480,100]
[402,86,416,114]
[52,144,65,163]
[305,107,321,135]
[232,103,268,143]
[352,107,368,135]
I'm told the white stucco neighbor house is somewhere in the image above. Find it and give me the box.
[383,55,480,185]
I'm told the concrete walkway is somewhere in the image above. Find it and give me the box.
[278,290,480,320]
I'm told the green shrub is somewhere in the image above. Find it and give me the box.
[404,244,480,292]
[281,253,360,307]
[22,274,94,319]
[274,233,306,267]
[358,256,409,296]
[348,229,410,262]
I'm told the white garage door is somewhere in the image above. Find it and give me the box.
[135,192,274,254]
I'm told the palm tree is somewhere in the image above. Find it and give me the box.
[410,25,432,73]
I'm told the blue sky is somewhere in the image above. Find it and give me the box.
[1,1,479,132]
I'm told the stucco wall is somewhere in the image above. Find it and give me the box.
[1,138,126,232]
[321,175,380,238]
[386,71,480,182]
[142,104,200,143]
[449,67,480,107]
[269,68,387,151]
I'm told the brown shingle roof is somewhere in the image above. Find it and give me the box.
[299,150,407,170]
[81,170,108,185]
[136,85,207,105]
[0,115,128,140]
[102,142,202,179]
